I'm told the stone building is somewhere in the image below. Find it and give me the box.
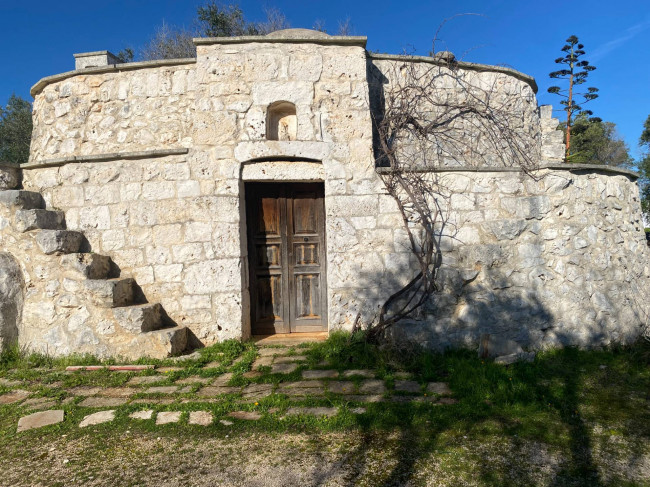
[0,29,648,358]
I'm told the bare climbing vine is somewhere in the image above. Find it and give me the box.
[365,53,540,341]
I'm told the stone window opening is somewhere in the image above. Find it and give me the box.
[267,101,297,141]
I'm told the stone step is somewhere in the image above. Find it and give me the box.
[129,326,189,360]
[84,278,135,308]
[114,303,164,333]
[35,230,84,255]
[60,253,112,279]
[0,190,44,210]
[15,209,65,232]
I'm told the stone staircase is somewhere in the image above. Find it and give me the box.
[0,178,190,359]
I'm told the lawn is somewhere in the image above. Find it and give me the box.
[0,332,648,487]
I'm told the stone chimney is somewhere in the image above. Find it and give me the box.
[539,105,565,162]
[73,51,121,70]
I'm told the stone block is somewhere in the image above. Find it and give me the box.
[0,165,21,190]
[328,381,355,394]
[285,407,338,418]
[270,363,298,374]
[394,380,421,394]
[129,410,154,420]
[84,278,135,307]
[189,411,213,426]
[17,410,64,432]
[79,397,127,407]
[0,389,30,404]
[358,380,386,394]
[79,410,115,428]
[35,230,84,255]
[0,190,43,209]
[302,370,338,379]
[114,303,163,333]
[60,253,112,279]
[156,411,181,425]
[426,383,452,396]
[227,411,261,421]
[15,209,65,232]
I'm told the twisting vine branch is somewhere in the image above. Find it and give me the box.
[367,54,540,342]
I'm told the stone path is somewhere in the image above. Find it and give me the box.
[4,345,456,433]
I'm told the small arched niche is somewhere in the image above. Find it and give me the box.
[267,101,297,141]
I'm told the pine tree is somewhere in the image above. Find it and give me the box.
[548,35,599,161]
[0,95,32,165]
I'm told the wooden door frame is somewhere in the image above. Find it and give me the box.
[244,181,328,335]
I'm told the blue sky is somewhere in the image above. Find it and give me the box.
[1,0,649,159]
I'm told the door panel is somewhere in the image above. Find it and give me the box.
[246,183,327,335]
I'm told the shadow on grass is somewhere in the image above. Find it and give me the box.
[305,333,649,486]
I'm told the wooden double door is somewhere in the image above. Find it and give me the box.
[246,183,327,335]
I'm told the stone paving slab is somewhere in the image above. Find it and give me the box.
[131,398,176,405]
[145,386,178,394]
[189,411,213,426]
[177,386,194,394]
[197,386,241,396]
[437,397,458,405]
[79,397,127,408]
[79,410,115,428]
[394,380,421,394]
[228,411,261,420]
[342,370,375,378]
[17,409,64,432]
[252,357,273,369]
[0,389,30,404]
[274,356,307,364]
[22,397,57,410]
[99,387,135,397]
[70,387,102,397]
[285,407,338,417]
[0,378,22,386]
[241,384,274,398]
[175,376,211,384]
[427,382,452,395]
[328,381,355,394]
[281,388,325,397]
[270,363,298,374]
[156,411,182,425]
[343,395,385,403]
[211,373,234,386]
[302,370,338,379]
[258,347,288,357]
[129,410,154,420]
[358,380,386,394]
[279,380,323,389]
[242,371,262,379]
[127,376,164,385]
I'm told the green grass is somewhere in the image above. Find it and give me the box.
[1,334,649,486]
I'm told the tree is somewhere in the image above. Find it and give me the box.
[140,22,197,61]
[548,35,599,161]
[0,95,32,165]
[565,114,632,167]
[639,115,650,225]
[135,3,291,61]
[197,2,288,37]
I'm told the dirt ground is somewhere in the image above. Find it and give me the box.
[1,428,648,487]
